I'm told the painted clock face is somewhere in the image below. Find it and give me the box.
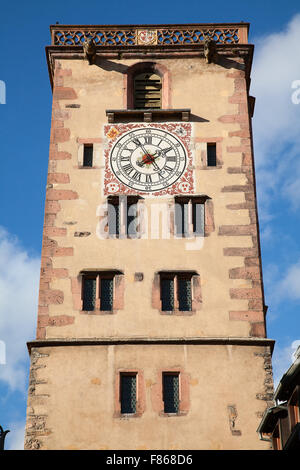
[109,127,187,192]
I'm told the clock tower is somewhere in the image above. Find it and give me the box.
[25,23,275,450]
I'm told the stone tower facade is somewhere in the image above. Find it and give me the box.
[25,23,275,450]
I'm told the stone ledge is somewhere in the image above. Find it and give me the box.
[27,336,275,353]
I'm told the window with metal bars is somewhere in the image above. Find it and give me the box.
[174,197,205,237]
[133,72,162,109]
[120,373,137,414]
[83,144,93,167]
[82,273,115,312]
[163,373,180,414]
[178,278,192,312]
[161,277,175,311]
[100,277,114,311]
[82,276,96,311]
[160,273,192,312]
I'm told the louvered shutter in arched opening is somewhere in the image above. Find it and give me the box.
[133,72,162,109]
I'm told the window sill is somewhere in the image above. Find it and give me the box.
[114,412,143,419]
[160,310,195,316]
[80,310,116,315]
[159,411,188,417]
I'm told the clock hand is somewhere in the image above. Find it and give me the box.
[151,159,161,172]
[132,138,152,158]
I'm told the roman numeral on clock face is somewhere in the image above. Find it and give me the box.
[164,165,173,173]
[144,135,152,145]
[131,171,141,182]
[122,163,134,174]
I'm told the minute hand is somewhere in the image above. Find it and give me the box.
[133,139,152,158]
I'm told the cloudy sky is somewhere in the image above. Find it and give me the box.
[1,0,300,450]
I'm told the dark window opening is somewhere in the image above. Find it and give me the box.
[83,144,93,167]
[163,373,179,413]
[178,277,192,311]
[100,277,114,311]
[82,276,96,311]
[207,143,217,167]
[120,374,137,414]
[161,277,175,311]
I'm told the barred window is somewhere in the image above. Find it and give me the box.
[120,373,137,414]
[134,72,162,109]
[100,277,114,311]
[82,276,97,311]
[163,373,180,414]
[160,273,193,312]
[81,271,123,312]
[178,278,192,312]
[161,277,175,311]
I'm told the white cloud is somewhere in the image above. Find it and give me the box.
[272,339,300,388]
[252,14,300,165]
[0,227,40,392]
[251,14,300,211]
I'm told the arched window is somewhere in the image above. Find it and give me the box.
[133,72,162,109]
[126,62,170,110]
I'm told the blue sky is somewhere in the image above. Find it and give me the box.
[1,0,300,450]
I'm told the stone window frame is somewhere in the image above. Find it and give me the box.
[125,61,171,110]
[195,137,223,170]
[151,368,190,417]
[169,196,214,239]
[73,270,124,315]
[162,371,180,414]
[152,270,202,316]
[114,369,145,418]
[76,138,102,169]
[173,195,205,238]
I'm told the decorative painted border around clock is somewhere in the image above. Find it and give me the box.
[103,122,194,197]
